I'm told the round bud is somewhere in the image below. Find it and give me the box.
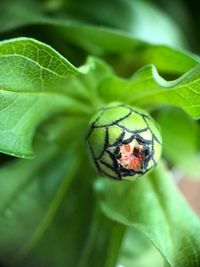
[86,103,162,181]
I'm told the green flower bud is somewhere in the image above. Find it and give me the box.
[86,103,162,181]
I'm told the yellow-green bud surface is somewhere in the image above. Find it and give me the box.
[86,103,162,181]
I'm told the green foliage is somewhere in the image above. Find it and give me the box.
[98,63,200,118]
[0,38,81,157]
[0,1,200,267]
[156,107,200,178]
[95,163,200,267]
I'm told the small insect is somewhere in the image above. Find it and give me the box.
[86,102,162,181]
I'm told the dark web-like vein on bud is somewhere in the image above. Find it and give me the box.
[92,109,132,128]
[142,116,162,145]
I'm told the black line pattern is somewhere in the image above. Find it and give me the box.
[91,109,105,127]
[88,143,102,174]
[96,127,109,160]
[106,150,121,172]
[135,134,152,145]
[116,124,149,135]
[143,116,162,145]
[100,103,150,119]
[87,103,161,180]
[100,159,121,180]
[93,109,132,128]
[109,130,125,147]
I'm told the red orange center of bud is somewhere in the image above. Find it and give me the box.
[117,140,145,171]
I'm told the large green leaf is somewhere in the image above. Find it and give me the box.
[0,141,80,265]
[54,23,198,75]
[56,0,186,47]
[0,0,199,77]
[0,137,125,267]
[0,37,84,158]
[98,62,200,118]
[95,163,200,267]
[0,0,186,48]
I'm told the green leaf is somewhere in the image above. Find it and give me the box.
[95,163,200,267]
[0,37,79,75]
[0,38,114,158]
[156,107,200,178]
[118,228,164,267]
[0,37,85,158]
[45,0,186,48]
[75,207,125,267]
[56,23,198,75]
[0,137,125,267]
[0,0,199,77]
[98,63,200,118]
[116,0,186,47]
[0,0,45,33]
[0,141,80,265]
[0,0,186,48]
